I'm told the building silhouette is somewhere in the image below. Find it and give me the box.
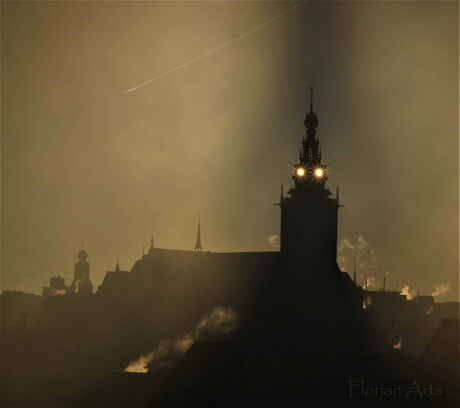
[42,275,68,297]
[69,248,94,294]
[280,87,339,262]
[2,90,458,408]
[98,261,130,296]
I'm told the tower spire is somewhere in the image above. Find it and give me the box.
[309,85,314,112]
[302,85,320,165]
[195,213,202,252]
[115,260,120,273]
[303,85,319,130]
[148,236,154,254]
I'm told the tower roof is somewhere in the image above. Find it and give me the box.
[77,249,88,261]
[78,240,88,260]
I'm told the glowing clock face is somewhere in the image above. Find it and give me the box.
[315,168,324,177]
[296,168,305,176]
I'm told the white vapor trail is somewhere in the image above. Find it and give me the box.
[124,0,308,94]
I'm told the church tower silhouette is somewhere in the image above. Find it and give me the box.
[280,87,340,265]
[69,246,94,294]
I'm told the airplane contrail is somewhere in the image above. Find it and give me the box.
[124,0,308,94]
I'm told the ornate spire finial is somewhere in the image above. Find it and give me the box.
[303,86,319,132]
[195,213,202,252]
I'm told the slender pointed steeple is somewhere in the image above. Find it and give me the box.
[148,236,154,254]
[298,86,322,184]
[195,214,202,252]
[353,259,357,286]
[280,184,284,200]
[115,260,120,273]
[303,85,319,138]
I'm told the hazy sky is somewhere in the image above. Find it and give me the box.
[2,1,458,300]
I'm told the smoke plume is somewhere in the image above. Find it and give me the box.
[393,338,403,351]
[432,283,451,297]
[400,285,417,301]
[338,236,378,275]
[268,235,280,251]
[365,277,378,289]
[74,278,83,294]
[48,288,68,296]
[362,296,373,309]
[124,306,239,373]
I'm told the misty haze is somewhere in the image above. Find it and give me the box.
[1,1,458,407]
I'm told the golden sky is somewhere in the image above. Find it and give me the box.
[2,1,458,300]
